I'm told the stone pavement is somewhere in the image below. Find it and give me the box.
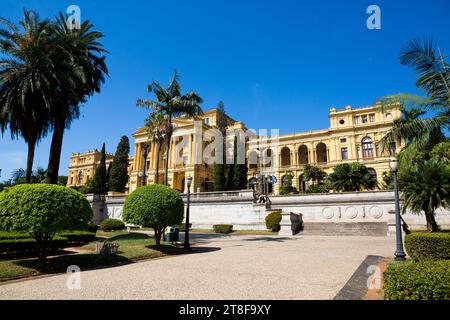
[0,234,395,300]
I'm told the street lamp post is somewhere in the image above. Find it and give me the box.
[390,158,406,261]
[265,174,271,209]
[184,176,192,250]
[141,143,150,187]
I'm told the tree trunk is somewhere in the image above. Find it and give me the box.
[25,138,36,183]
[164,114,173,186]
[424,210,440,232]
[46,116,66,184]
[155,142,160,184]
[35,235,49,261]
[154,228,163,245]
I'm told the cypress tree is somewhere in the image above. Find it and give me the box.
[233,137,248,190]
[108,136,130,192]
[225,136,238,191]
[91,143,107,194]
[214,101,228,191]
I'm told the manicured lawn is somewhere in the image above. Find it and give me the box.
[0,231,184,283]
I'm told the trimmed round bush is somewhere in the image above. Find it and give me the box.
[123,185,184,245]
[100,218,125,231]
[265,210,282,232]
[384,260,450,300]
[405,232,450,261]
[213,224,233,234]
[0,184,92,260]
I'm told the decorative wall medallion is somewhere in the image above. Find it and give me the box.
[345,207,358,219]
[369,206,383,219]
[114,208,122,219]
[322,207,334,219]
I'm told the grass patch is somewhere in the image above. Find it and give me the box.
[0,232,184,283]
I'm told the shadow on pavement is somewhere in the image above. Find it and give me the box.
[242,236,294,242]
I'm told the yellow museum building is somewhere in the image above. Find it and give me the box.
[67,103,402,195]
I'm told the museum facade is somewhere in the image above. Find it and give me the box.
[67,103,403,195]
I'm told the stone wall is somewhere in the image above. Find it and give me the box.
[86,190,450,235]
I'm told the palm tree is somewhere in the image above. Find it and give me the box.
[379,39,449,154]
[398,160,450,232]
[11,168,25,183]
[144,111,167,184]
[0,10,52,183]
[45,13,108,183]
[303,164,327,185]
[136,70,203,185]
[329,163,378,192]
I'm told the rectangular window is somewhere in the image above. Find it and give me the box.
[341,147,348,160]
[369,114,375,122]
[361,115,368,123]
[353,116,360,124]
[340,138,347,144]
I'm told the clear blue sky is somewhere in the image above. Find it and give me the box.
[0,0,449,180]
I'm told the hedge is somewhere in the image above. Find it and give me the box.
[100,218,125,232]
[213,224,233,234]
[0,237,68,256]
[0,231,30,240]
[405,232,450,261]
[384,260,450,300]
[265,211,282,232]
[0,231,96,256]
[58,231,96,245]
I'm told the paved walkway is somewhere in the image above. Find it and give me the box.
[0,234,395,299]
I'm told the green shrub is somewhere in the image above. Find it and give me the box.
[213,224,233,234]
[87,222,98,233]
[123,184,184,245]
[100,219,125,232]
[405,232,450,261]
[57,231,96,245]
[265,211,282,232]
[305,183,330,194]
[0,184,92,260]
[384,260,450,300]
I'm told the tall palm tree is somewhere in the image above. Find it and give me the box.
[144,111,167,184]
[45,13,108,183]
[379,39,449,154]
[136,70,203,185]
[0,10,53,183]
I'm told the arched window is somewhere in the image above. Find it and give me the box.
[78,170,83,184]
[248,150,258,169]
[281,147,291,167]
[263,148,273,168]
[298,145,308,164]
[299,174,307,192]
[362,137,374,159]
[316,143,327,163]
[368,168,377,179]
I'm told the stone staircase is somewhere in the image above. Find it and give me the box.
[279,210,388,237]
[298,222,388,236]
